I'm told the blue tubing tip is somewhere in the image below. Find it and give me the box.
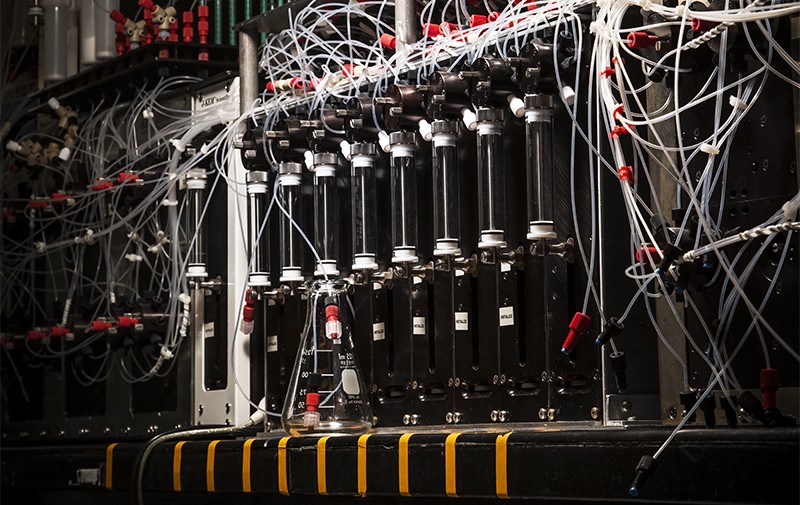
[594,338,602,346]
[629,487,639,497]
[560,347,569,355]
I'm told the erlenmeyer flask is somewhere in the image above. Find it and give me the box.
[282,280,373,436]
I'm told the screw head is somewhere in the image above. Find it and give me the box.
[453,412,462,424]
[445,412,454,424]
[668,406,678,419]
[402,414,411,425]
[538,408,547,420]
[547,408,556,421]
[410,414,420,425]
[621,401,632,413]
[492,374,499,384]
[448,378,454,386]
[498,411,509,422]
[198,404,204,416]
[590,407,600,420]
[499,374,506,384]
[454,378,461,387]
[490,410,499,422]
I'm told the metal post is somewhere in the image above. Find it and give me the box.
[238,27,259,117]
[394,0,417,66]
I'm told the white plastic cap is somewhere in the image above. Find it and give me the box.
[378,131,391,153]
[240,319,254,335]
[339,140,352,161]
[507,95,525,118]
[418,119,432,141]
[461,108,477,131]
[58,147,71,161]
[6,140,21,152]
[48,98,61,111]
[560,85,576,107]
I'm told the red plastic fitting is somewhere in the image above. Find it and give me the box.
[627,31,660,49]
[92,180,113,191]
[488,11,501,22]
[109,9,127,23]
[635,246,662,265]
[760,368,780,411]
[691,17,719,33]
[197,5,209,44]
[379,33,397,49]
[600,66,616,79]
[305,392,321,412]
[168,19,178,42]
[49,326,72,337]
[470,15,488,27]
[91,320,114,332]
[612,104,624,120]
[115,22,127,55]
[610,125,629,138]
[117,316,140,327]
[27,330,47,341]
[143,10,154,45]
[611,56,624,66]
[118,172,140,184]
[561,312,591,354]
[618,166,634,183]
[182,12,194,42]
[325,304,340,322]
[265,81,275,92]
[51,192,70,201]
[28,199,49,209]
[138,0,156,12]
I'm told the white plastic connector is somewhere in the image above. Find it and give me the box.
[248,398,268,426]
[700,143,720,156]
[170,139,185,152]
[48,98,61,111]
[125,253,143,262]
[240,319,255,335]
[589,20,605,33]
[84,229,95,244]
[179,292,191,305]
[159,345,174,360]
[58,147,71,161]
[304,150,315,170]
[729,96,747,111]
[461,108,477,131]
[6,140,21,153]
[161,199,178,207]
[560,85,576,107]
[675,4,686,17]
[33,241,47,253]
[507,95,525,118]
[340,140,352,161]
[142,108,154,119]
[200,143,210,154]
[377,131,391,153]
[418,119,432,141]
[127,231,140,241]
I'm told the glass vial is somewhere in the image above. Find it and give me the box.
[282,280,373,436]
[94,0,118,60]
[350,143,378,271]
[525,94,556,241]
[313,153,340,278]
[389,131,419,264]
[246,171,270,288]
[185,169,207,280]
[279,162,304,283]
[431,120,461,256]
[476,108,507,249]
[42,2,68,83]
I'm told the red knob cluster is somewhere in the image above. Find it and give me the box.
[182,12,194,43]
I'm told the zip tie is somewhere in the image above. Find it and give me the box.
[200,143,210,154]
[142,108,154,119]
[159,345,173,360]
[178,293,191,305]
[170,139,185,152]
[34,241,47,253]
[729,96,747,111]
[125,253,143,262]
[161,199,178,206]
[700,143,720,156]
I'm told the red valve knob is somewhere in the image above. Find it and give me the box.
[91,320,113,332]
[618,165,634,183]
[626,31,660,49]
[182,12,194,42]
[325,304,339,322]
[635,246,662,266]
[117,316,140,327]
[761,368,780,411]
[109,9,126,23]
[379,33,397,49]
[470,15,488,27]
[118,172,140,184]
[49,326,72,337]
[27,330,47,341]
[691,17,719,33]
[561,312,591,354]
[138,0,156,12]
[306,392,320,412]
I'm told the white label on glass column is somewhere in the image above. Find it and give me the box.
[413,317,426,335]
[500,262,512,272]
[499,306,515,327]
[455,312,469,331]
[373,322,386,341]
[203,322,214,338]
[267,335,278,353]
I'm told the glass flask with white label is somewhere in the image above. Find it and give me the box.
[282,280,372,436]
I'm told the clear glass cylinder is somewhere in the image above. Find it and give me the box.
[246,171,270,287]
[43,5,68,83]
[313,153,339,277]
[185,170,207,278]
[79,0,96,67]
[94,0,117,60]
[389,132,418,264]
[431,120,461,256]
[476,108,507,249]
[279,163,303,283]
[350,143,378,270]
[282,280,373,436]
[525,94,556,240]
